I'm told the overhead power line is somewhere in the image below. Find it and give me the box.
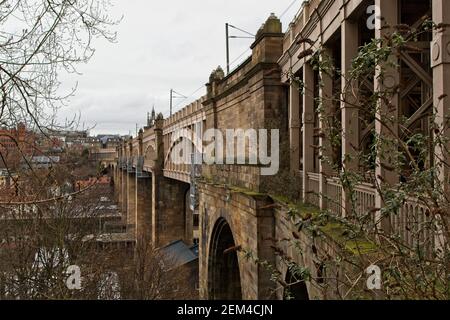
[229,48,251,70]
[172,84,206,111]
[228,24,255,37]
[226,23,255,74]
[170,89,187,116]
[279,0,301,19]
[162,2,302,120]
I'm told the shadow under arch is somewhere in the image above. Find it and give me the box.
[283,268,309,300]
[208,218,242,300]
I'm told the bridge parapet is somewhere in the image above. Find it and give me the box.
[200,13,286,194]
[165,97,205,127]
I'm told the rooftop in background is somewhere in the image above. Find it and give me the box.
[159,240,199,269]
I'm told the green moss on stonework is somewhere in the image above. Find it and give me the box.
[229,186,266,198]
[319,222,378,255]
[199,180,267,198]
[270,195,378,256]
[201,184,378,256]
[270,194,320,218]
[269,194,290,205]
[202,175,212,183]
[198,176,213,185]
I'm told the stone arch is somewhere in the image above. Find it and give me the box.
[164,128,202,167]
[283,268,309,300]
[208,217,242,300]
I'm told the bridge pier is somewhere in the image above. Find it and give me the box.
[184,190,194,246]
[114,165,121,206]
[152,174,190,247]
[127,172,137,234]
[199,183,275,300]
[120,167,128,222]
[136,176,152,243]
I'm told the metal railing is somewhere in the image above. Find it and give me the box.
[326,177,342,216]
[394,197,434,256]
[354,183,376,221]
[302,171,437,254]
[307,172,320,208]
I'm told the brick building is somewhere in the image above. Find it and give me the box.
[0,123,36,169]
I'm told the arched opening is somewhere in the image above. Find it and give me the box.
[209,218,242,300]
[283,268,309,300]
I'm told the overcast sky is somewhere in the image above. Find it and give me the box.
[58,0,301,136]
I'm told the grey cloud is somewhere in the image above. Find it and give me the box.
[58,0,300,135]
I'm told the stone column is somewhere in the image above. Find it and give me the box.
[116,166,122,208]
[374,0,400,231]
[432,0,450,194]
[256,205,276,299]
[136,177,152,244]
[150,117,189,247]
[115,165,119,183]
[118,166,122,203]
[121,166,128,223]
[152,175,188,247]
[184,190,194,246]
[302,63,315,202]
[289,79,301,173]
[318,48,334,210]
[341,18,360,217]
[151,118,164,246]
[432,0,450,251]
[127,172,136,235]
[113,165,116,197]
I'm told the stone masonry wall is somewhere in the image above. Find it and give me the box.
[198,182,275,300]
[121,169,128,223]
[127,173,136,234]
[136,177,152,243]
[152,174,190,247]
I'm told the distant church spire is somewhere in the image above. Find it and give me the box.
[147,105,156,128]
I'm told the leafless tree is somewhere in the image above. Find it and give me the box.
[0,162,186,300]
[0,0,120,185]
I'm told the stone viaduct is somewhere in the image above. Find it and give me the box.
[113,0,450,300]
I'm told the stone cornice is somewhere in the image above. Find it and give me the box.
[278,0,336,67]
[203,62,280,106]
